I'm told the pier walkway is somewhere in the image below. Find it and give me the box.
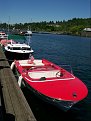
[0,45,36,121]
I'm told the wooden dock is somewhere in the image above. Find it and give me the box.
[0,45,36,121]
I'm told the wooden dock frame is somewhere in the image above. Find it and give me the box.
[0,46,36,121]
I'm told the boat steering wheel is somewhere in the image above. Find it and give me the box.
[56,71,63,77]
[56,71,61,77]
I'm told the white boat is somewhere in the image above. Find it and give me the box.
[4,42,34,60]
[24,31,32,45]
[24,30,32,36]
[0,32,8,40]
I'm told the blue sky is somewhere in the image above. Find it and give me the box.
[0,0,90,24]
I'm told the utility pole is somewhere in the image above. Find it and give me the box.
[90,0,91,28]
[8,16,10,33]
[90,0,91,18]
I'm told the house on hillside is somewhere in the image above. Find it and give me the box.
[83,28,91,32]
[81,28,91,37]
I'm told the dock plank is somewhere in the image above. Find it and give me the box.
[0,46,36,121]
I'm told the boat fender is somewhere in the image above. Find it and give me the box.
[18,75,23,87]
[11,61,15,70]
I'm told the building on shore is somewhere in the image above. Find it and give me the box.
[81,28,91,37]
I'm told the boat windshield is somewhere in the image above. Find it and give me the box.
[12,47,21,50]
[8,47,31,50]
[59,65,73,74]
[22,47,30,50]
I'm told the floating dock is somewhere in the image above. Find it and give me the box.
[0,45,36,121]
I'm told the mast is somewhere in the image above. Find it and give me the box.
[8,16,10,34]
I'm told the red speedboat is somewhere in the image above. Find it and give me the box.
[11,58,88,111]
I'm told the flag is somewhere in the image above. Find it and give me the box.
[30,55,34,61]
[28,54,35,64]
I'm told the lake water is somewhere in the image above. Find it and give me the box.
[12,33,91,121]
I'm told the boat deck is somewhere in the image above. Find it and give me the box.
[18,59,75,81]
[28,65,60,79]
[27,65,75,81]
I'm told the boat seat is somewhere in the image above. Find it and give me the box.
[20,59,44,66]
[28,70,60,79]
